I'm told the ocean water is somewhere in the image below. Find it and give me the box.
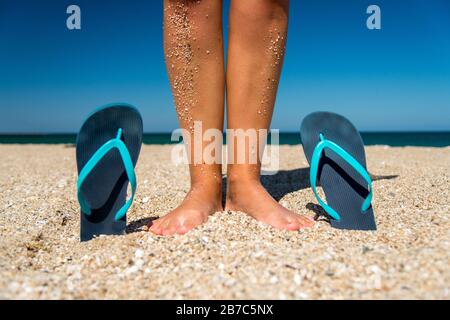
[0,132,449,147]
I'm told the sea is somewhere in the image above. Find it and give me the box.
[0,132,449,147]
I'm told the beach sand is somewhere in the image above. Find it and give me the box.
[0,144,449,299]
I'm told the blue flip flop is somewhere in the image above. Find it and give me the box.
[300,111,376,230]
[76,103,143,241]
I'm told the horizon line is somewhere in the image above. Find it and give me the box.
[1,130,450,136]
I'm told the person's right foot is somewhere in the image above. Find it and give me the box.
[149,181,222,236]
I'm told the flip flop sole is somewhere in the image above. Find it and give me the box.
[301,112,376,230]
[76,103,143,241]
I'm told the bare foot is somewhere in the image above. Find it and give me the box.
[149,182,222,236]
[226,180,314,231]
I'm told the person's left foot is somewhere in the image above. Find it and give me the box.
[225,179,314,230]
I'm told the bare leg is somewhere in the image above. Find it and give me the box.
[225,0,313,230]
[150,0,225,235]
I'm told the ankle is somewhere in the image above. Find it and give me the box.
[190,179,222,202]
[226,177,262,208]
[191,175,222,190]
[227,173,260,188]
[227,164,261,183]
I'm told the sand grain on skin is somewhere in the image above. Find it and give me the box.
[0,145,449,299]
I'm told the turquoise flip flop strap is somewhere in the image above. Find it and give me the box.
[310,133,372,221]
[77,128,137,221]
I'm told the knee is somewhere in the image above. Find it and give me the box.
[165,0,221,32]
[233,0,289,23]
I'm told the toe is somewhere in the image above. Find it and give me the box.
[149,217,165,232]
[298,216,314,228]
[176,224,190,235]
[282,211,302,230]
[273,215,300,230]
[285,220,301,230]
[149,226,161,235]
[162,224,177,236]
[149,222,163,235]
[161,228,171,236]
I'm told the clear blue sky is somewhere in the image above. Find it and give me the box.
[1,0,449,133]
